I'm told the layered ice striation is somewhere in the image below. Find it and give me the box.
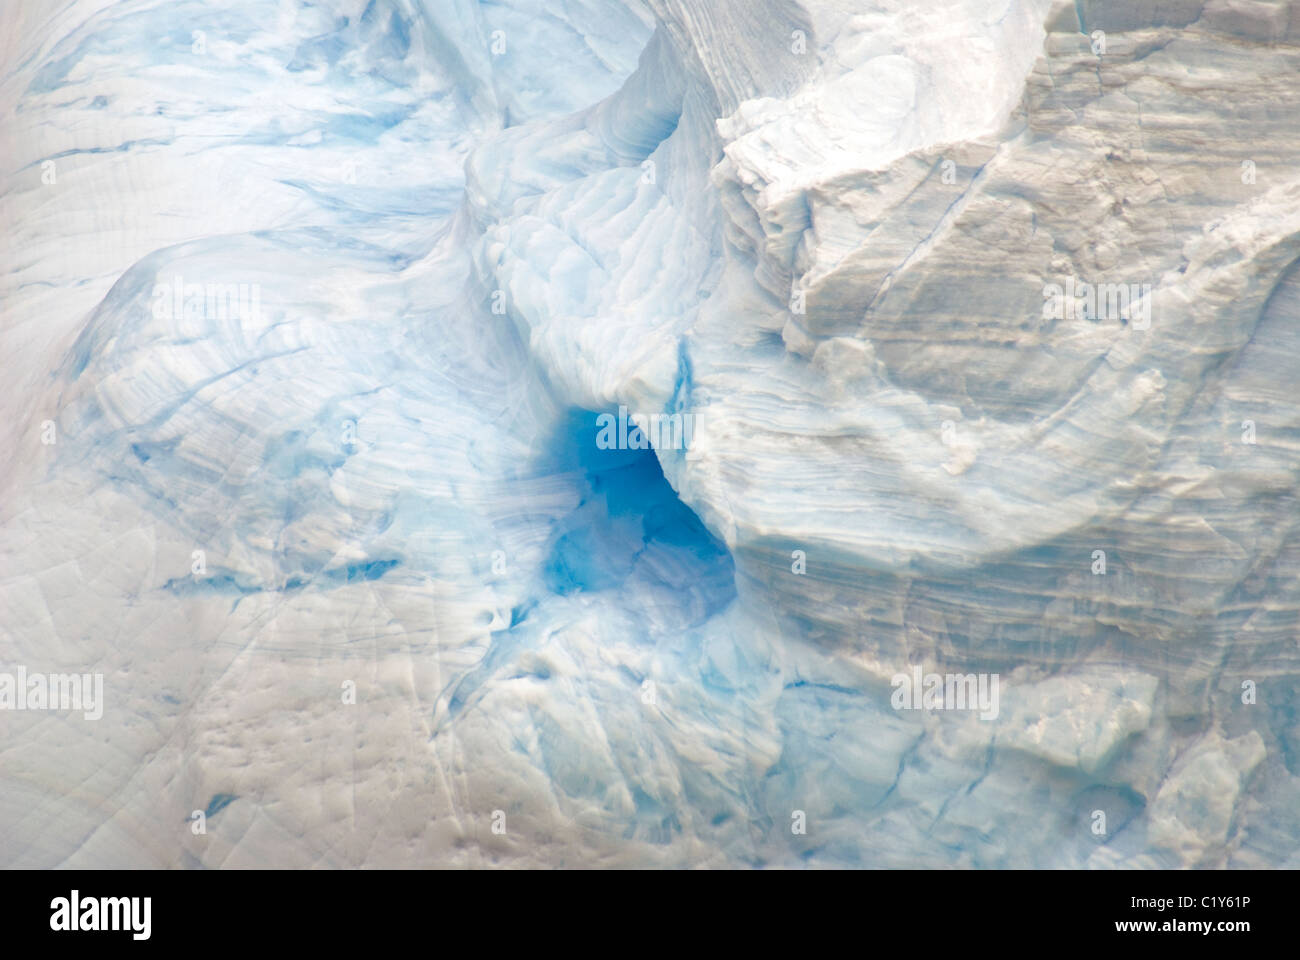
[1,0,1299,867]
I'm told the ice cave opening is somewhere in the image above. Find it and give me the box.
[541,409,735,621]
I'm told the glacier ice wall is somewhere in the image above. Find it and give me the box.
[1,0,1299,868]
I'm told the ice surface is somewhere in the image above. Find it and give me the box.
[1,0,1299,868]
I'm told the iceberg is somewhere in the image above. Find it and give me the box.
[1,0,1298,868]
